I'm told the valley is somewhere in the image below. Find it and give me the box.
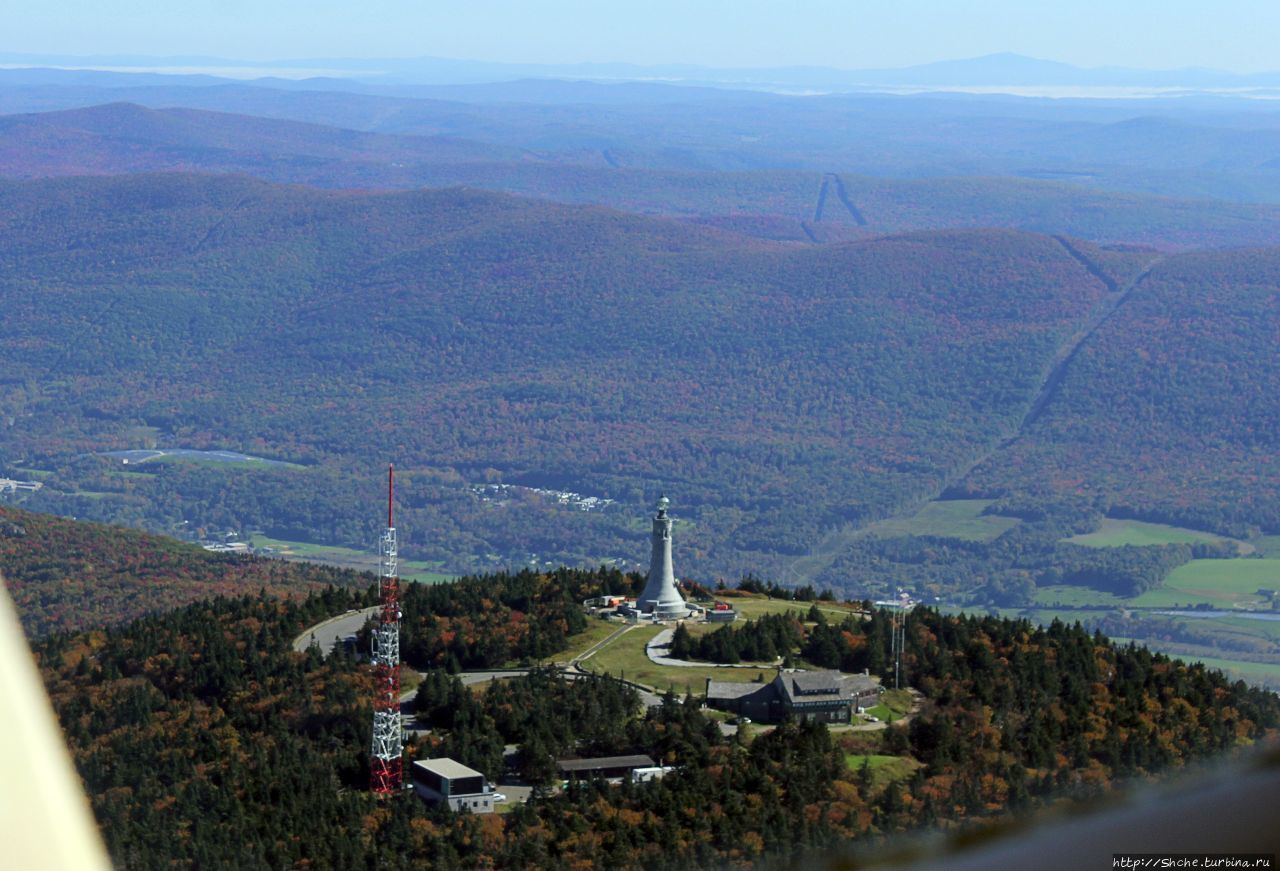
[4,44,1280,869]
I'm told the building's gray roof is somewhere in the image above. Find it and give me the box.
[556,755,655,773]
[413,758,484,780]
[844,674,878,693]
[790,672,841,694]
[705,680,772,701]
[774,670,879,706]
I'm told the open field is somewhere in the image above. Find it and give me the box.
[578,624,774,695]
[1128,559,1280,609]
[1107,640,1280,690]
[1032,585,1130,608]
[249,534,456,583]
[144,453,305,471]
[859,499,1020,543]
[1172,654,1280,686]
[1205,615,1280,641]
[9,467,53,478]
[1254,537,1280,558]
[1065,518,1249,551]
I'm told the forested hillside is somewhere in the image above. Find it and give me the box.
[32,572,1279,868]
[0,505,367,636]
[963,246,1280,536]
[4,103,1280,248]
[1,173,1146,584]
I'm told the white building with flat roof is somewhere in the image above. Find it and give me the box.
[410,758,495,813]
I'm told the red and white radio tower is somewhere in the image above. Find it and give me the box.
[369,464,404,795]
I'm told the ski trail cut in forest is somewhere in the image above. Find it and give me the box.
[1053,235,1118,292]
[830,174,869,226]
[782,250,1164,588]
[812,174,868,226]
[1011,254,1160,439]
[813,176,830,222]
[799,221,820,243]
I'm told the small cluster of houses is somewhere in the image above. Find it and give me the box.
[0,478,42,494]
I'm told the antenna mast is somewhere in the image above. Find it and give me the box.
[369,464,403,795]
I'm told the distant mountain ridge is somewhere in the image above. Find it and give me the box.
[3,51,1280,93]
[3,102,1280,248]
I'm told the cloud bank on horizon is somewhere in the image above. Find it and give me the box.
[3,0,1280,75]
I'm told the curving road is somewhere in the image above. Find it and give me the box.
[291,606,379,655]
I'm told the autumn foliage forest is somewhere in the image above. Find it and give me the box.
[7,170,1276,600]
[5,67,1280,868]
[31,561,1279,869]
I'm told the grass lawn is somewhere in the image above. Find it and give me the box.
[250,534,456,583]
[879,689,913,716]
[579,624,773,695]
[862,689,911,724]
[860,499,1020,543]
[1128,559,1280,609]
[713,594,862,621]
[844,754,924,789]
[547,619,624,663]
[10,467,53,478]
[1064,518,1248,551]
[863,704,899,723]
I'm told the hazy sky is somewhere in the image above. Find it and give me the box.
[5,0,1279,73]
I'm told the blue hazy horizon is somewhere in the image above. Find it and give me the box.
[4,1,1279,75]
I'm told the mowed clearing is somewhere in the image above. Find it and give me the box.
[860,499,1020,543]
[249,534,456,583]
[1064,518,1251,552]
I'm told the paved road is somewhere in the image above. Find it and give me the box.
[291,606,379,655]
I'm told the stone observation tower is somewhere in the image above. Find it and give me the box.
[637,496,690,619]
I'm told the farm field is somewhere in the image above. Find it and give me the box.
[1032,585,1130,608]
[1128,559,1280,609]
[1064,518,1249,551]
[249,534,456,583]
[1171,654,1280,685]
[1254,536,1280,557]
[859,499,1020,543]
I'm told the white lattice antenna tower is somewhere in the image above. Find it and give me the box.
[369,465,403,795]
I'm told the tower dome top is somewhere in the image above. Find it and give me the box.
[656,495,670,514]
